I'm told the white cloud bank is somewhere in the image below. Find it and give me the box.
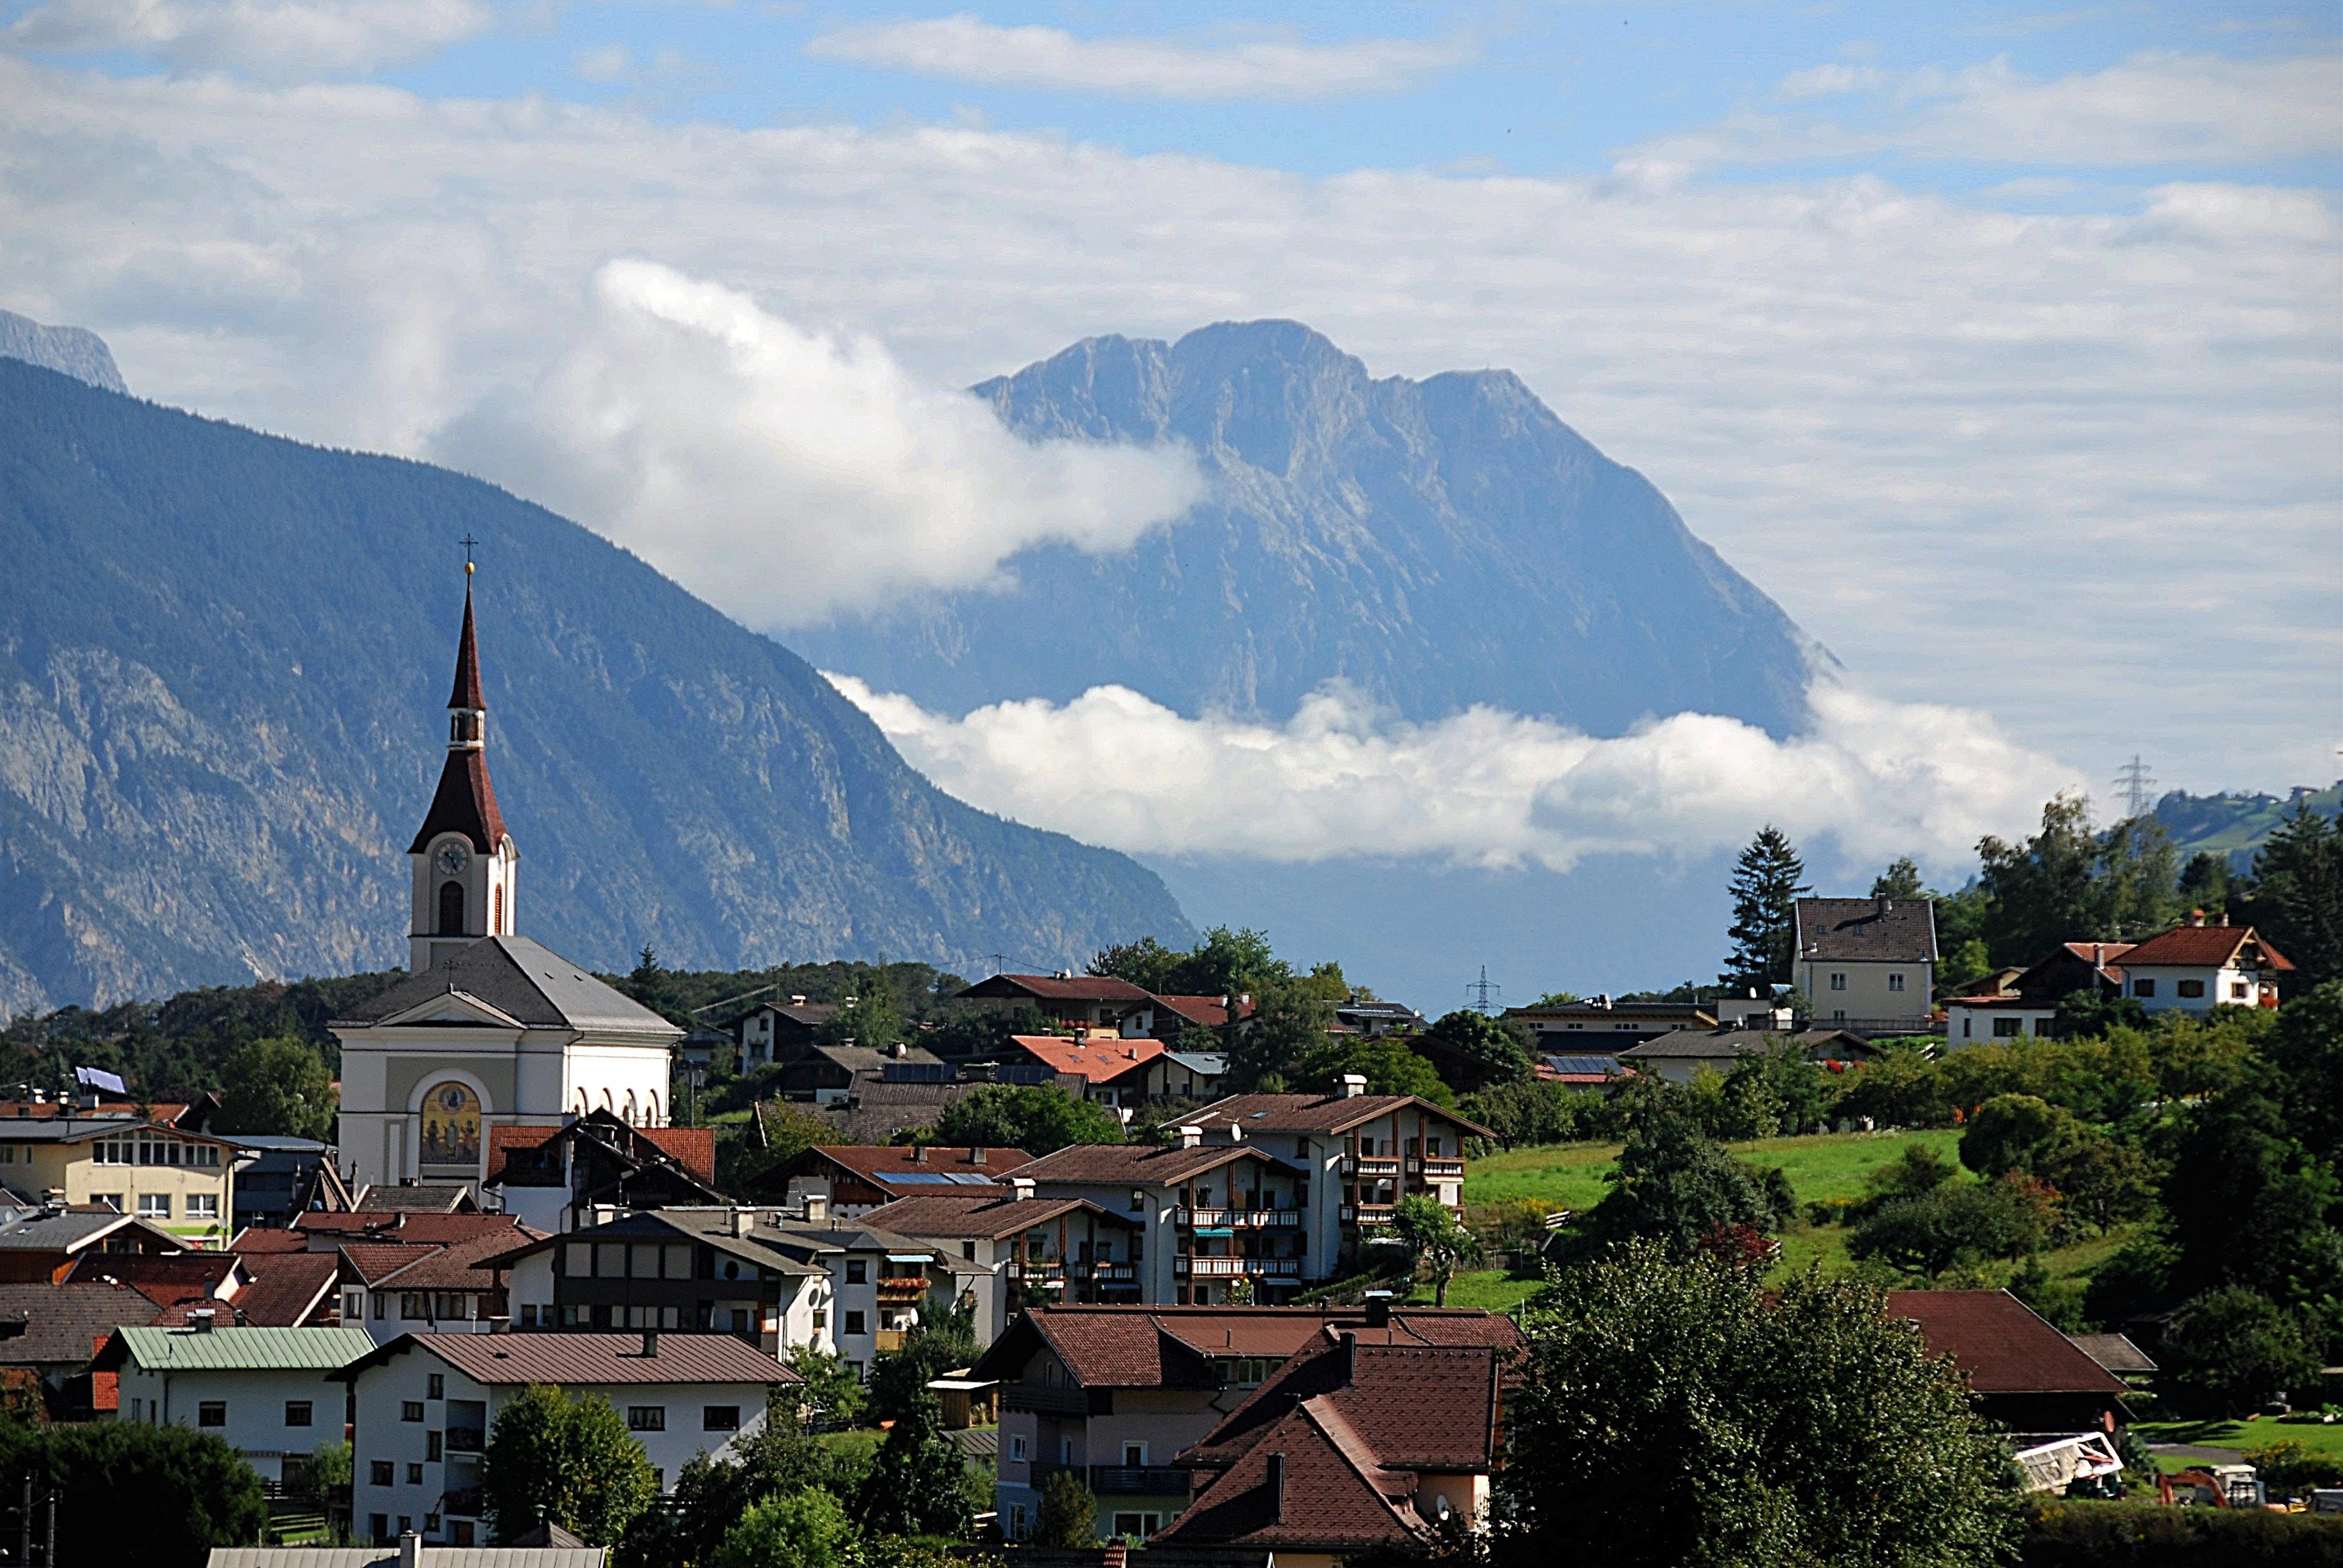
[437,260,1204,628]
[6,0,496,76]
[829,674,2081,875]
[806,13,1471,100]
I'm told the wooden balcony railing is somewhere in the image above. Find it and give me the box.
[1089,1467,1193,1496]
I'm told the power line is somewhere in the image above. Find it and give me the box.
[2111,755,2157,819]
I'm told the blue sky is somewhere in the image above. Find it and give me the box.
[1,0,2337,923]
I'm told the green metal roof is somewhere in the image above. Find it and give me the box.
[114,1325,378,1372]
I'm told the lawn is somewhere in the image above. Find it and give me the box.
[2135,1417,2343,1461]
[1464,1128,1967,1214]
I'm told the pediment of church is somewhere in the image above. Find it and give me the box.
[370,989,529,1032]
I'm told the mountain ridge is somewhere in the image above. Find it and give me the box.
[0,308,126,395]
[792,319,1822,737]
[0,357,1189,1017]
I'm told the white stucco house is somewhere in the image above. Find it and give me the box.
[99,1322,379,1486]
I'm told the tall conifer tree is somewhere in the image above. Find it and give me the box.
[1720,825,1808,988]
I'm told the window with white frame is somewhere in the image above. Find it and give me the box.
[1887,973,1906,993]
[1829,973,1847,991]
[187,1194,218,1219]
[138,1194,170,1218]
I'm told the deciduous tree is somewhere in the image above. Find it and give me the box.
[482,1384,656,1545]
[928,1084,1124,1155]
[215,1035,337,1139]
[1380,1193,1482,1306]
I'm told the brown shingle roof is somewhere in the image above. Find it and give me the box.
[970,1305,1514,1389]
[340,1243,442,1287]
[1887,1290,2130,1396]
[2116,923,2292,972]
[1794,898,1939,963]
[63,1251,240,1306]
[294,1213,527,1245]
[350,1331,801,1387]
[1159,1398,1429,1552]
[1186,1093,1493,1141]
[1154,995,1252,1029]
[963,974,1155,1004]
[805,1145,1033,1195]
[634,1125,718,1186]
[1014,1141,1277,1187]
[369,1227,549,1291]
[229,1227,315,1256]
[856,1194,1127,1240]
[0,1282,165,1366]
[1183,1337,1511,1471]
[229,1251,341,1327]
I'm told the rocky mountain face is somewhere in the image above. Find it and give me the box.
[0,309,126,394]
[794,320,1820,736]
[0,358,1189,1017]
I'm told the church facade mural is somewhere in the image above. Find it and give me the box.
[420,1080,482,1166]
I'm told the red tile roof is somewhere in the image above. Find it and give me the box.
[359,1331,801,1387]
[1184,1337,1512,1471]
[971,1305,1513,1389]
[484,1125,562,1186]
[637,1125,718,1186]
[229,1228,315,1256]
[1008,1034,1166,1084]
[1153,995,1253,1029]
[808,1145,1033,1188]
[2115,923,2293,972]
[1887,1290,2130,1396]
[294,1213,528,1245]
[369,1227,548,1291]
[1160,1400,1428,1552]
[62,1252,239,1308]
[340,1243,442,1287]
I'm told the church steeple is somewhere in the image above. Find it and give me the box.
[407,553,518,970]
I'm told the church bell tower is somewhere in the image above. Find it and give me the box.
[408,558,518,970]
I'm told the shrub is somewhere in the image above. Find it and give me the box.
[2160,1287,2322,1417]
[2021,1499,2343,1565]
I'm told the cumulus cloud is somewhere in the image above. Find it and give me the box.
[1775,63,1886,100]
[436,260,1205,628]
[805,13,1471,100]
[828,675,2081,875]
[6,0,496,77]
[0,55,2335,783]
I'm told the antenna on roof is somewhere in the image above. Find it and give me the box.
[2111,756,2157,820]
[1465,966,1501,1015]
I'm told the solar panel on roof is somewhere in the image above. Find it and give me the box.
[942,1172,997,1185]
[884,1172,958,1185]
[1544,1056,1625,1076]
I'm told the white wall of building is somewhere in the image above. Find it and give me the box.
[117,1363,351,1483]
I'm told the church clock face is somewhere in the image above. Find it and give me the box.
[436,841,470,876]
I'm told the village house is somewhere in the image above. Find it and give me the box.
[341,1227,546,1343]
[1505,996,1716,1049]
[773,1144,1032,1217]
[0,1206,185,1283]
[2111,918,2291,1015]
[997,1035,1167,1115]
[338,1331,798,1547]
[482,1110,721,1234]
[753,1040,952,1107]
[482,1208,828,1352]
[1893,1290,2133,1435]
[1616,1026,1880,1086]
[1945,942,2133,1046]
[861,1185,1146,1342]
[959,973,1160,1036]
[976,1301,1517,1545]
[1793,896,1939,1033]
[1011,1138,1302,1306]
[222,1231,345,1327]
[1135,1051,1229,1104]
[0,1116,241,1243]
[0,1280,170,1412]
[227,1135,350,1232]
[1156,1309,1522,1563]
[735,997,841,1069]
[1177,1083,1489,1278]
[100,1322,378,1487]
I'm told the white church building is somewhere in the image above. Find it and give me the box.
[332,573,682,1195]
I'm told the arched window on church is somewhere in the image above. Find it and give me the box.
[492,882,504,935]
[623,1090,638,1125]
[437,880,466,936]
[646,1091,661,1125]
[574,1090,589,1116]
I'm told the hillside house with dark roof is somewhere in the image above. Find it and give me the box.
[1158,1315,1521,1564]
[2112,918,2291,1014]
[0,1208,185,1283]
[960,973,1161,1037]
[1615,1026,1879,1086]
[1794,896,1940,1032]
[338,1331,798,1548]
[972,1301,1514,1544]
[0,1280,168,1410]
[1505,997,1716,1049]
[736,998,842,1069]
[1945,942,2132,1046]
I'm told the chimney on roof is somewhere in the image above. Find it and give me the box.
[1265,1452,1285,1524]
[399,1530,422,1568]
[1363,1290,1392,1329]
[1877,896,1891,914]
[804,1194,829,1223]
[642,1328,658,1359]
[969,1147,986,1167]
[891,1042,909,1059]
[1178,1125,1203,1150]
[1009,1178,1034,1203]
[729,1207,754,1239]
[188,1308,216,1333]
[1339,1073,1368,1099]
[2188,908,2207,927]
[911,1144,928,1164]
[791,994,807,1007]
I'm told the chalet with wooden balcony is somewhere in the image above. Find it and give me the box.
[972,1301,1516,1544]
[861,1185,1144,1343]
[1180,1080,1489,1275]
[1011,1139,1311,1306]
